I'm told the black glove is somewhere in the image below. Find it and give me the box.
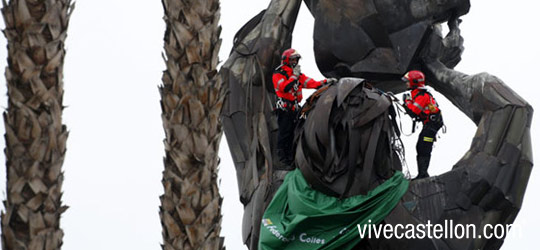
[326,78,338,85]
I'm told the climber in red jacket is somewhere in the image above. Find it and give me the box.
[402,70,444,179]
[273,48,336,166]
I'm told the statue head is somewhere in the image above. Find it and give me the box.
[294,78,403,197]
[303,0,470,79]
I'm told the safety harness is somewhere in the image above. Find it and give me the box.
[274,67,300,111]
[412,89,439,114]
[403,88,445,137]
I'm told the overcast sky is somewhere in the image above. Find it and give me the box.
[0,1,538,249]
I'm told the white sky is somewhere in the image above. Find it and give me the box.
[0,1,538,249]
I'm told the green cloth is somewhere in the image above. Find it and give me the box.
[258,169,409,250]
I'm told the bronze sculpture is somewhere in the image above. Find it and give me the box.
[219,0,533,249]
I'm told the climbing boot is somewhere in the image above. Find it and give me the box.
[414,155,431,180]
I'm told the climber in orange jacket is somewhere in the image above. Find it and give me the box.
[273,48,336,166]
[402,70,444,179]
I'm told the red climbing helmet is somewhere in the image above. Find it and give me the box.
[281,48,301,67]
[402,70,425,89]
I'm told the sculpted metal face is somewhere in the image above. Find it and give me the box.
[304,0,470,78]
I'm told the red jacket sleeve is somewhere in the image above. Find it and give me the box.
[298,74,326,89]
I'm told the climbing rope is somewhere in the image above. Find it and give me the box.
[385,92,413,178]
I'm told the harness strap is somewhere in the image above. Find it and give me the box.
[299,83,331,117]
[412,89,427,100]
[412,89,439,111]
[275,67,288,78]
[276,97,298,111]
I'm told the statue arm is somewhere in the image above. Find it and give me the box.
[219,0,303,249]
[382,20,534,250]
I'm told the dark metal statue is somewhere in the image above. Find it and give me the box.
[304,0,470,78]
[219,0,533,249]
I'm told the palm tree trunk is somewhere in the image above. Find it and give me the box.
[159,0,224,249]
[1,0,73,249]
